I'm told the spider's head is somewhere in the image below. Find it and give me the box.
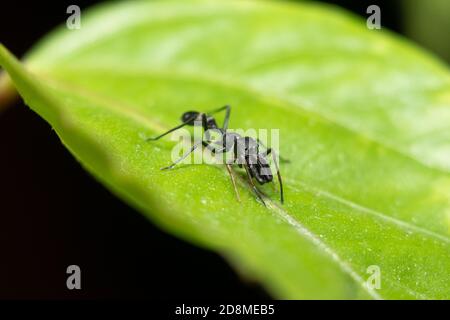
[181,111,200,125]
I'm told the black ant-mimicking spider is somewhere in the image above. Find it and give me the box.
[147,105,286,205]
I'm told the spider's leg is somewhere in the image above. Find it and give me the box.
[221,135,241,201]
[160,141,201,170]
[147,114,198,141]
[225,164,240,202]
[264,148,284,204]
[256,138,290,163]
[202,140,226,154]
[244,162,266,206]
[207,105,231,130]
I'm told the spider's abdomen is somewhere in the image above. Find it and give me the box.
[181,111,200,124]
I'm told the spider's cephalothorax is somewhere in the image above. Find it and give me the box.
[147,105,286,205]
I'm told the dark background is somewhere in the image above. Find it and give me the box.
[0,0,443,299]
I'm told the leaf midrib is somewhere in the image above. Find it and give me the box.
[286,179,449,242]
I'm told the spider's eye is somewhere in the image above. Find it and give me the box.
[181,111,199,124]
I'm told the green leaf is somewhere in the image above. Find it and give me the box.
[1,0,449,299]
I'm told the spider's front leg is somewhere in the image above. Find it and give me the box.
[243,162,267,206]
[261,148,284,204]
[256,138,290,163]
[204,133,241,202]
[208,105,231,130]
[225,163,240,202]
[160,141,202,170]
